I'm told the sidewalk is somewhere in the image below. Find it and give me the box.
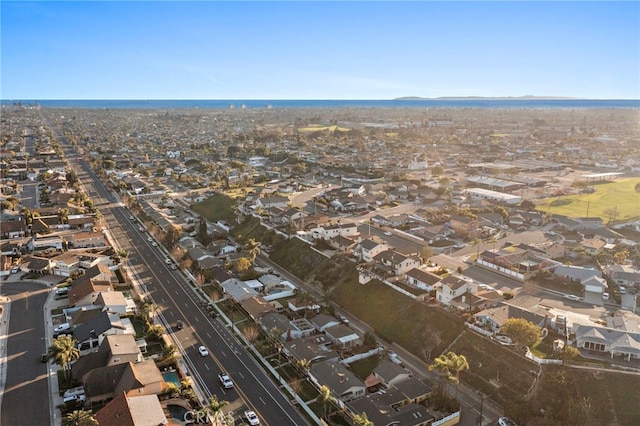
[0,294,11,423]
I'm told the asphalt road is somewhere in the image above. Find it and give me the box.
[44,113,309,426]
[1,282,51,426]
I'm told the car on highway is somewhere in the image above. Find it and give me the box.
[176,320,184,330]
[218,372,234,388]
[147,236,153,242]
[244,410,260,425]
[198,345,209,357]
[129,215,134,220]
[152,242,158,247]
[564,294,581,302]
[383,231,392,236]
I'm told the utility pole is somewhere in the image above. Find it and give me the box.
[585,201,590,218]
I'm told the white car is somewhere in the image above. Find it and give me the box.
[564,294,580,302]
[218,372,233,388]
[602,292,610,301]
[383,231,392,236]
[54,323,70,333]
[198,345,209,357]
[152,242,158,247]
[498,417,518,426]
[244,410,260,425]
[619,286,626,294]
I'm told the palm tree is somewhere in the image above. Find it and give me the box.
[49,335,80,384]
[244,238,262,264]
[428,351,470,398]
[204,395,229,423]
[296,358,311,374]
[318,384,333,418]
[62,410,97,426]
[352,412,374,426]
[471,237,482,260]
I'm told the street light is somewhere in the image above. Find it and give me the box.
[477,391,487,426]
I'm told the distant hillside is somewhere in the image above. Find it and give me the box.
[394,95,581,100]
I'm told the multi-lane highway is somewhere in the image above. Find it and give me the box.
[44,114,310,425]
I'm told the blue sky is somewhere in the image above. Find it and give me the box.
[2,1,639,99]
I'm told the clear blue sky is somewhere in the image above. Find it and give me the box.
[2,1,639,99]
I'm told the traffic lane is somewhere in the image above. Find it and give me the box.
[1,283,51,426]
[147,272,306,426]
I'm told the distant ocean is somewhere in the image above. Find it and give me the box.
[2,99,639,109]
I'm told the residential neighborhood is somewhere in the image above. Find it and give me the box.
[1,103,639,426]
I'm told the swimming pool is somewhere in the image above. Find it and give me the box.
[162,371,182,388]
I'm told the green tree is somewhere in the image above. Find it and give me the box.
[318,384,333,419]
[48,335,80,384]
[352,412,374,426]
[62,409,98,426]
[520,199,535,211]
[204,395,229,423]
[244,238,262,263]
[428,351,470,397]
[500,318,541,350]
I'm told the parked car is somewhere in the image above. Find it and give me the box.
[54,323,70,333]
[602,292,610,301]
[564,294,581,302]
[10,266,19,274]
[218,372,233,388]
[498,417,518,426]
[55,287,69,296]
[619,286,626,294]
[244,410,260,425]
[176,320,184,330]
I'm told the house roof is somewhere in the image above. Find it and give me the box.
[373,359,411,384]
[82,360,162,400]
[73,312,125,343]
[310,361,365,396]
[283,334,340,364]
[406,268,442,286]
[95,392,167,426]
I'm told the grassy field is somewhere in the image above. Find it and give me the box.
[526,366,640,426]
[536,177,640,222]
[190,193,237,223]
[451,331,537,406]
[332,279,464,356]
[298,124,351,132]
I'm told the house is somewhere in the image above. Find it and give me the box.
[72,334,144,381]
[29,234,64,253]
[373,250,421,276]
[258,312,294,340]
[309,361,366,402]
[68,264,116,307]
[220,278,259,301]
[95,392,168,426]
[579,238,606,256]
[582,275,608,304]
[328,234,357,253]
[369,359,413,389]
[405,268,442,292]
[449,215,480,238]
[73,311,131,352]
[81,360,165,404]
[0,219,27,238]
[348,390,434,426]
[256,196,289,209]
[606,265,640,288]
[69,231,108,249]
[95,291,133,315]
[436,275,476,306]
[355,238,388,263]
[309,314,341,332]
[51,252,82,277]
[282,334,340,364]
[553,265,601,283]
[20,255,54,274]
[474,303,551,333]
[239,296,277,320]
[574,324,640,361]
[324,324,362,349]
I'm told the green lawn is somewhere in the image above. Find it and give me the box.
[190,193,237,223]
[536,177,640,222]
[332,279,464,356]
